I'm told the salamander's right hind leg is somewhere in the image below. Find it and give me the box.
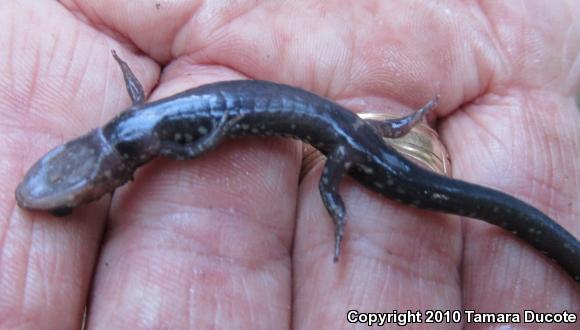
[111,50,146,105]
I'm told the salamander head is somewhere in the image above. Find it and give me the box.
[15,129,134,214]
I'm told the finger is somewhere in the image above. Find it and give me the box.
[0,1,157,328]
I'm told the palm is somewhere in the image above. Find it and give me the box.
[1,1,578,328]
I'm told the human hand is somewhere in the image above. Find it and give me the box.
[1,1,578,328]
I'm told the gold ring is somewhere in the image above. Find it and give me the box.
[301,113,451,178]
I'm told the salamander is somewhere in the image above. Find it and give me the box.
[15,51,580,283]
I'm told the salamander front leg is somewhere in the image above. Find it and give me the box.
[319,146,352,262]
[366,96,439,138]
[111,50,146,105]
[160,112,242,159]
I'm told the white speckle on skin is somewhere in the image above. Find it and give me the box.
[322,177,329,185]
[174,132,182,141]
[185,133,193,142]
[431,193,450,200]
[198,126,208,135]
[433,193,446,200]
[358,165,373,174]
[290,124,296,130]
[241,124,250,130]
[373,182,384,189]
[251,128,259,133]
[512,230,518,235]
[492,206,499,213]
[104,170,113,179]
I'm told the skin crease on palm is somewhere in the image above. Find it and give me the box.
[0,0,579,329]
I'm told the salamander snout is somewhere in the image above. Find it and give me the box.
[15,129,132,213]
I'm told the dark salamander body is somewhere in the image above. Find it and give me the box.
[15,52,580,283]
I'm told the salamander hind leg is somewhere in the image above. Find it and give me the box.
[366,96,439,138]
[318,146,354,262]
[160,112,242,159]
[111,50,146,105]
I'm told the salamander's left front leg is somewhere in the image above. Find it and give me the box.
[319,146,353,262]
[159,112,242,159]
